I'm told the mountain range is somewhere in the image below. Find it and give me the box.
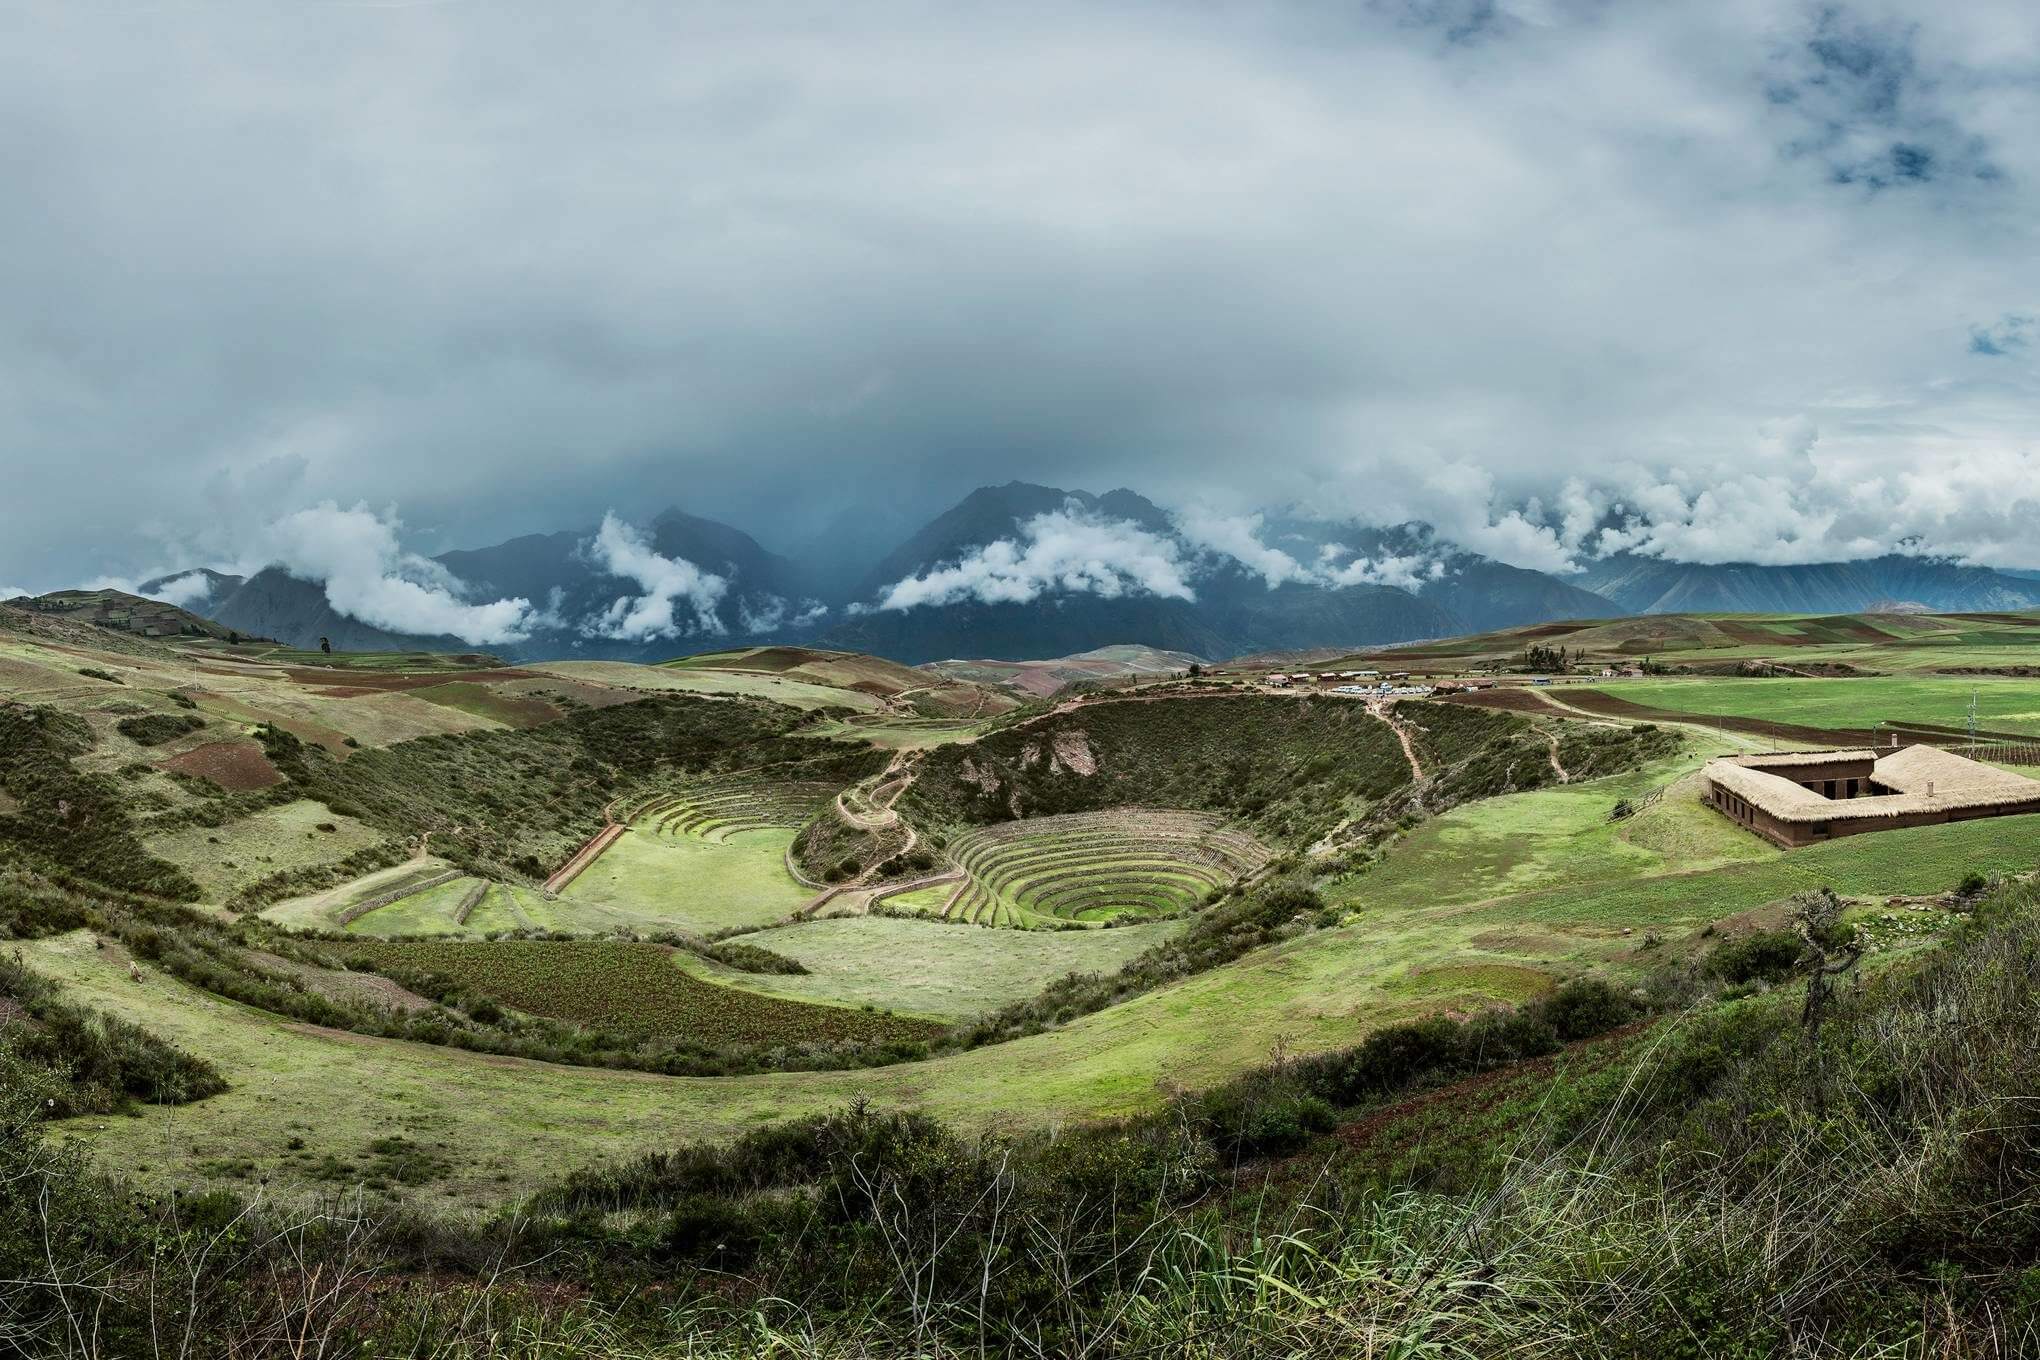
[128,482,2040,664]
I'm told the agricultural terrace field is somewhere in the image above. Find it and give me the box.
[1573,676,2040,738]
[344,875,489,936]
[260,857,463,933]
[144,799,389,905]
[339,939,943,1046]
[939,810,1272,926]
[700,916,1186,1020]
[636,780,837,842]
[550,825,811,934]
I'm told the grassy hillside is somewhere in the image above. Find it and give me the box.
[1296,607,2040,675]
[905,693,1668,849]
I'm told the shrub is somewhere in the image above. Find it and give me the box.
[0,951,228,1116]
[1705,929,1805,985]
[1531,977,1640,1042]
[115,713,205,747]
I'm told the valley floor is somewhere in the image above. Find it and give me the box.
[45,727,2040,1209]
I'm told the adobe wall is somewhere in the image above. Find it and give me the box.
[1706,774,2040,850]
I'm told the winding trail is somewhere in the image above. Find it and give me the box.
[1545,731,1571,784]
[1366,699,1426,782]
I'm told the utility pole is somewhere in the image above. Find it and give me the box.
[1968,687,1980,757]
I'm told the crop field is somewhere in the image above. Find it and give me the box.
[712,915,1186,1019]
[340,938,944,1045]
[940,810,1272,926]
[35,780,2040,1209]
[528,658,887,711]
[1572,676,2040,738]
[144,798,389,905]
[179,643,513,673]
[406,681,562,728]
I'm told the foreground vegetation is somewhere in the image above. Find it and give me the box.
[8,872,2040,1355]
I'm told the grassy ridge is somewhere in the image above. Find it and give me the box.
[905,695,1434,844]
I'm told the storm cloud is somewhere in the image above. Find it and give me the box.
[3,0,2039,592]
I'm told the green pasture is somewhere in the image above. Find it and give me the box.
[143,798,388,905]
[1341,736,1764,914]
[1591,676,2040,737]
[716,916,1185,1020]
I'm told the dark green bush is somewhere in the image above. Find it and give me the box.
[115,713,205,746]
[1705,929,1805,985]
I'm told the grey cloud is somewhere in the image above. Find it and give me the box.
[1,1,2038,591]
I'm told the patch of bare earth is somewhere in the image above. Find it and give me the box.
[1050,729,1097,775]
[162,740,282,791]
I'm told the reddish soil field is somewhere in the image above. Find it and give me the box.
[281,668,538,693]
[1514,621,1597,640]
[1556,689,1888,745]
[162,740,283,791]
[1437,688,1573,716]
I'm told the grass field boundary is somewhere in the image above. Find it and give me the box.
[337,868,464,927]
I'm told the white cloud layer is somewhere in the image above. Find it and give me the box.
[738,595,828,633]
[1174,509,1445,593]
[4,2,2040,587]
[875,507,1196,611]
[143,571,217,609]
[581,512,729,641]
[264,503,538,645]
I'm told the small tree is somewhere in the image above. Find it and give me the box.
[1793,887,1865,1041]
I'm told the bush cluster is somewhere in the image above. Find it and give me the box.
[114,712,205,747]
[0,949,226,1116]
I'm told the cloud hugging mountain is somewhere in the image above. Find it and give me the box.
[127,482,2040,665]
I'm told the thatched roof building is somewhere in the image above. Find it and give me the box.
[1703,745,2040,848]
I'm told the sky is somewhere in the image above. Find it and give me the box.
[3,0,2039,609]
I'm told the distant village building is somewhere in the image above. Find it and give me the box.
[1704,746,2040,849]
